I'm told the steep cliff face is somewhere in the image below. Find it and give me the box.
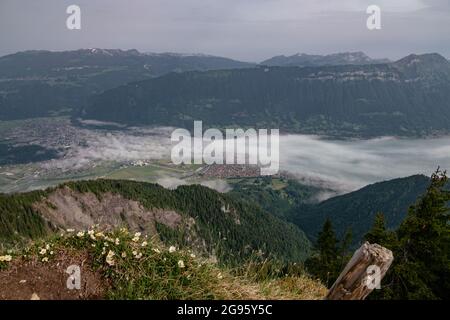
[33,186,183,237]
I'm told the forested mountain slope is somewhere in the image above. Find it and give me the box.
[0,49,253,120]
[81,53,450,137]
[293,175,430,244]
[0,179,310,264]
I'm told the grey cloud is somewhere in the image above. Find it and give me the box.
[0,0,448,61]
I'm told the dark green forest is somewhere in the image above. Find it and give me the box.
[306,170,450,300]
[228,175,430,248]
[293,175,430,246]
[0,179,310,265]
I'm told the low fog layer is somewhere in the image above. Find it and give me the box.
[156,177,231,193]
[42,127,173,170]
[280,135,449,192]
[39,126,450,194]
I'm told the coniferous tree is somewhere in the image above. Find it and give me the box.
[305,218,343,287]
[393,169,450,299]
[316,219,339,262]
[338,228,353,270]
[364,213,396,247]
[340,228,352,256]
[366,169,450,299]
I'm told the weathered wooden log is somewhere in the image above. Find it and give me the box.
[326,242,393,300]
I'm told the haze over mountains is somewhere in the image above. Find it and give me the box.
[2,49,449,137]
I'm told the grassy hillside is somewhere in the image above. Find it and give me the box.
[0,179,311,264]
[0,229,326,300]
[228,176,322,221]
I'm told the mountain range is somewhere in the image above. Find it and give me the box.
[261,52,390,67]
[81,52,450,137]
[3,49,450,138]
[0,49,253,120]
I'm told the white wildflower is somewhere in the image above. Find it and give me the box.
[169,246,176,253]
[95,232,105,238]
[77,231,85,238]
[132,232,141,242]
[115,238,120,245]
[121,252,127,258]
[39,248,47,255]
[141,241,148,247]
[106,250,115,266]
[152,248,161,254]
[178,260,185,268]
[42,257,49,262]
[66,229,75,233]
[0,255,12,262]
[190,253,196,258]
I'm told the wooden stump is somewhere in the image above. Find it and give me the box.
[326,242,393,300]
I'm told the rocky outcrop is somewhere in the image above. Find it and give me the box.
[33,186,182,236]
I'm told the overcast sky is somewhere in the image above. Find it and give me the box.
[0,0,449,62]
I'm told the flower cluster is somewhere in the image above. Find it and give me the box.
[13,226,204,287]
[38,243,54,262]
[0,255,12,262]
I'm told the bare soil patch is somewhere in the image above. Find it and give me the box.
[0,249,108,300]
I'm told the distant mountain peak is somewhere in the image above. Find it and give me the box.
[261,51,389,67]
[393,53,450,79]
[82,48,142,56]
[144,52,215,58]
[395,53,449,65]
